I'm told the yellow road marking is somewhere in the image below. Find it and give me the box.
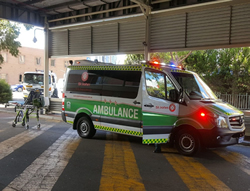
[163,148,231,191]
[213,149,250,175]
[0,129,5,133]
[99,134,145,191]
[0,124,54,160]
[3,128,80,191]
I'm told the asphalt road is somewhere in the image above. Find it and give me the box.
[0,111,250,191]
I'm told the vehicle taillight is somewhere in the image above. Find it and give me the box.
[62,93,65,111]
[200,112,206,117]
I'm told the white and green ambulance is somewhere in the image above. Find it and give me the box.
[61,60,245,156]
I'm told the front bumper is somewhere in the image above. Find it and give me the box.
[199,127,245,148]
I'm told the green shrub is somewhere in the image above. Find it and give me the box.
[0,80,12,104]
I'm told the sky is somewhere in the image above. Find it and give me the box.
[17,25,45,49]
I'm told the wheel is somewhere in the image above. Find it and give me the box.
[18,87,22,92]
[37,124,41,129]
[18,111,23,122]
[22,122,25,126]
[12,122,16,127]
[175,128,200,156]
[76,116,96,138]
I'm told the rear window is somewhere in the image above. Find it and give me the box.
[66,70,103,95]
[66,70,141,98]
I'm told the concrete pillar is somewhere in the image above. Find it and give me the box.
[44,16,49,98]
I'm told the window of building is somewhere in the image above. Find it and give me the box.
[0,73,8,82]
[36,57,41,65]
[19,55,25,64]
[51,59,55,67]
[64,60,69,68]
[2,52,7,62]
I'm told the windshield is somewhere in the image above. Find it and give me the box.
[24,74,51,85]
[171,72,217,100]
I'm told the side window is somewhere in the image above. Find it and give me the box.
[102,71,141,99]
[145,70,166,99]
[166,75,176,100]
[66,70,103,95]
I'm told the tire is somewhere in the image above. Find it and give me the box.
[76,116,96,138]
[175,128,200,156]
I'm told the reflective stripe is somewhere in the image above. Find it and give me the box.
[69,65,142,71]
[94,125,142,136]
[142,134,169,144]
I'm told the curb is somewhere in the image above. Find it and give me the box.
[241,140,250,146]
[0,109,62,122]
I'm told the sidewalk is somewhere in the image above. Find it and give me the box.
[0,104,249,145]
[0,104,62,121]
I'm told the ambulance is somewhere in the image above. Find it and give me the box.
[21,70,58,100]
[61,60,245,156]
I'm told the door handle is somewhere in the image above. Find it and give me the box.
[133,100,140,105]
[144,103,154,108]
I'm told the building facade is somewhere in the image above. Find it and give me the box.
[0,47,85,85]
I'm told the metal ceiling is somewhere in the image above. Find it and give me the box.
[0,0,222,27]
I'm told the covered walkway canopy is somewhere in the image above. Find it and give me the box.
[1,0,250,97]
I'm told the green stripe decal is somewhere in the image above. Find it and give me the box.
[143,139,168,144]
[68,65,142,71]
[94,125,142,136]
[67,121,73,124]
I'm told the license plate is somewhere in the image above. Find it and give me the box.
[238,136,244,143]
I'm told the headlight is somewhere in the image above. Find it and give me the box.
[217,116,228,128]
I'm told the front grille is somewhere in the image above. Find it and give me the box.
[229,116,244,129]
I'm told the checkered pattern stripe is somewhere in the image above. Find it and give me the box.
[69,65,142,71]
[94,125,142,136]
[141,64,163,71]
[142,138,168,144]
[66,120,74,124]
[170,69,190,74]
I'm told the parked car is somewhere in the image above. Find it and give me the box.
[11,84,23,92]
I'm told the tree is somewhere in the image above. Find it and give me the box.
[0,79,12,103]
[124,51,192,65]
[185,48,250,94]
[0,20,22,67]
[124,54,144,65]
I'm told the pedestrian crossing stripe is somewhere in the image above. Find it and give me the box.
[68,65,142,71]
[142,138,168,144]
[94,125,142,136]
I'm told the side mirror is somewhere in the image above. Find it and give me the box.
[169,89,179,102]
[19,74,22,82]
[178,88,184,103]
[169,88,184,103]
